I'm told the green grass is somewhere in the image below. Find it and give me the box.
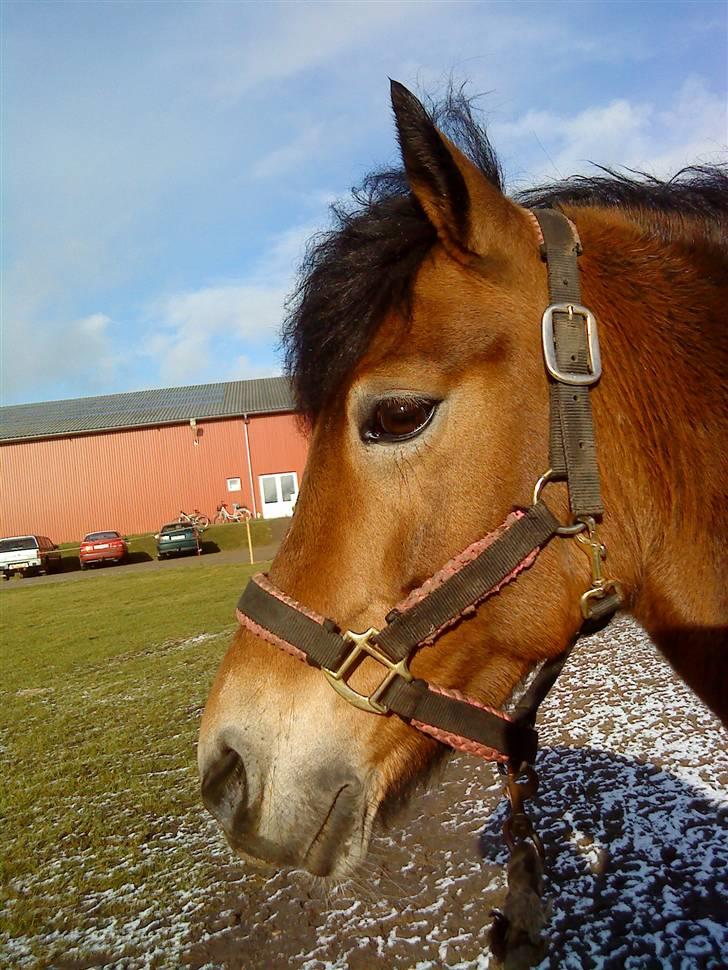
[0,560,271,963]
[2,560,267,692]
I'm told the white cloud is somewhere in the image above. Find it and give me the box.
[79,312,112,338]
[495,76,727,187]
[142,220,320,385]
[224,354,283,382]
[252,125,326,179]
[154,284,283,340]
[1,312,116,403]
[259,222,321,280]
[652,75,728,173]
[144,283,284,385]
[170,1,415,107]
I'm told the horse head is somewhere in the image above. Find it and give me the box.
[197,81,727,878]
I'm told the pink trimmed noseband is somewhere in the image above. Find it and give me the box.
[236,508,549,763]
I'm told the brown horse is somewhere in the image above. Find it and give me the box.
[198,82,727,879]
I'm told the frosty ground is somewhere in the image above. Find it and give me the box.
[2,597,726,969]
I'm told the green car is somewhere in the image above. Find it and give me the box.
[156,522,201,560]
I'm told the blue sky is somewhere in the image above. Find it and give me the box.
[2,0,726,406]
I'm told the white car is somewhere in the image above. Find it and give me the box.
[0,535,62,579]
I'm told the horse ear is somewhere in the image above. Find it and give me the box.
[390,80,516,261]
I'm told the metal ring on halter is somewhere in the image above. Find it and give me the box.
[533,469,589,536]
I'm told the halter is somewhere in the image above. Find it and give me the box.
[235,208,624,769]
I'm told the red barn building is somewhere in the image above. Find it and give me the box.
[0,377,309,542]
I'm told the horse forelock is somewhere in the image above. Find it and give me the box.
[281,88,505,420]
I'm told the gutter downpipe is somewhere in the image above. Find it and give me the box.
[243,414,258,517]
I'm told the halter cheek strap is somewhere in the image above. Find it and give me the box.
[234,208,624,768]
[237,502,560,766]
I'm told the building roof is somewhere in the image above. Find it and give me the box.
[0,376,296,443]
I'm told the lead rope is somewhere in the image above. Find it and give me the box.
[487,620,617,966]
[492,642,578,964]
[489,766,548,969]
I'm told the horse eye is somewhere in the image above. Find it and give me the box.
[364,397,437,442]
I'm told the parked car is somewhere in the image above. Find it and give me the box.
[79,530,129,569]
[0,535,62,580]
[156,522,201,559]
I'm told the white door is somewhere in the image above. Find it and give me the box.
[259,472,299,519]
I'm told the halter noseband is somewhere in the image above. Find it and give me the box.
[235,208,623,769]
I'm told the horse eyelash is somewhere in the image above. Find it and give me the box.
[361,396,440,443]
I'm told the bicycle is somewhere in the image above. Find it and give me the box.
[214,501,252,524]
[178,508,210,530]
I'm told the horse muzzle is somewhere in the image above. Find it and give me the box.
[199,729,371,877]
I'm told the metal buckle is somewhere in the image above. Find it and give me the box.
[580,581,623,620]
[542,302,601,386]
[502,764,544,858]
[575,518,624,619]
[533,468,589,536]
[323,628,412,714]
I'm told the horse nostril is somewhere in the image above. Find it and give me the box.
[201,746,248,830]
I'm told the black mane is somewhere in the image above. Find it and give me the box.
[519,164,728,242]
[282,91,727,418]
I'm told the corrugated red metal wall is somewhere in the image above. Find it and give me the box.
[0,414,309,542]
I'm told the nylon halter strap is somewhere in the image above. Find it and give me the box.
[236,208,623,768]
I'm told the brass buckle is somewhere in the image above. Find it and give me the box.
[323,628,412,714]
[575,517,624,619]
[580,581,623,619]
[542,302,601,386]
[502,764,544,858]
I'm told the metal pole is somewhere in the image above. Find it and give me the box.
[243,414,258,517]
[245,515,254,565]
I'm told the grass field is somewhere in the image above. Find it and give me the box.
[0,559,271,965]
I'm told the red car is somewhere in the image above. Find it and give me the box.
[79,530,129,568]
